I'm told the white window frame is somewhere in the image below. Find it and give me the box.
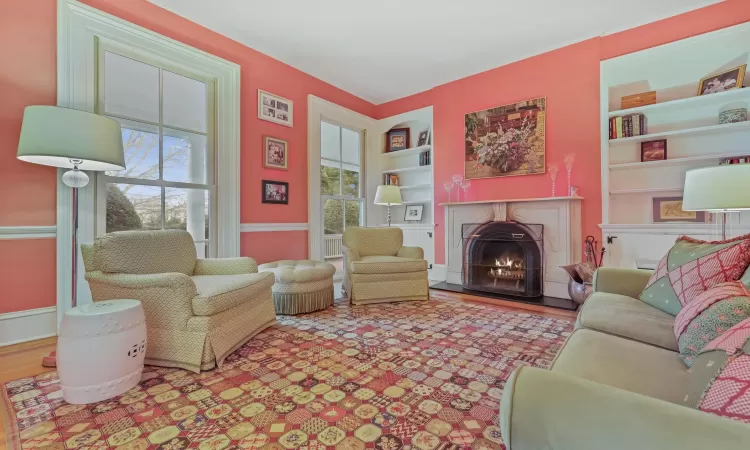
[57,0,240,323]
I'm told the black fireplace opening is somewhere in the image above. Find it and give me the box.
[462,221,543,298]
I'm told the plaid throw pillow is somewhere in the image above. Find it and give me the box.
[639,235,750,315]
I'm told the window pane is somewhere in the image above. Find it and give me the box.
[321,164,341,196]
[106,119,159,180]
[163,128,207,184]
[321,121,341,161]
[345,200,362,229]
[342,168,359,197]
[341,128,360,165]
[104,51,159,122]
[324,199,343,235]
[165,187,209,241]
[106,183,161,232]
[163,70,207,133]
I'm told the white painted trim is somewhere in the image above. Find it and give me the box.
[0,307,57,347]
[599,223,750,235]
[429,264,447,282]
[307,96,376,260]
[57,0,241,324]
[241,223,309,233]
[0,226,57,240]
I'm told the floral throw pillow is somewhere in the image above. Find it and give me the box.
[639,235,750,316]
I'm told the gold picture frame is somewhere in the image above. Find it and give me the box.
[263,136,288,170]
[698,65,746,96]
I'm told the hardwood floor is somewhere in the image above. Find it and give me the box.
[432,288,579,319]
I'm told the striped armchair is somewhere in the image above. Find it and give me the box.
[342,227,429,305]
[81,230,276,373]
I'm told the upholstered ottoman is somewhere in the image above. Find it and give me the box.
[258,260,336,315]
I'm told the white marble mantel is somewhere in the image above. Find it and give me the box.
[443,196,583,299]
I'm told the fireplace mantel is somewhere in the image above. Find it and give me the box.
[443,196,582,299]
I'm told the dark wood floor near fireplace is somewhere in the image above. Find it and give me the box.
[430,281,579,311]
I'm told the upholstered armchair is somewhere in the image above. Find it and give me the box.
[81,230,276,373]
[342,227,429,305]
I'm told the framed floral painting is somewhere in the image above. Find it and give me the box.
[464,97,546,180]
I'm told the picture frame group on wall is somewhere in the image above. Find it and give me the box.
[258,90,294,127]
[262,180,289,204]
[698,64,746,96]
[263,136,288,170]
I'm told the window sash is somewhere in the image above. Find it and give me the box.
[320,121,364,199]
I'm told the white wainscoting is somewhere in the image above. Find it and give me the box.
[0,307,57,347]
[240,223,310,232]
[0,226,56,240]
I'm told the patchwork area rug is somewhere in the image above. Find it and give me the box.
[2,298,573,450]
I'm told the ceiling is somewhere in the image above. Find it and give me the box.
[149,0,721,104]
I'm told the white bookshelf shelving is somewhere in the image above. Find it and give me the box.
[399,183,432,190]
[382,145,431,158]
[609,121,750,145]
[381,165,431,175]
[607,87,750,118]
[609,152,750,170]
[609,187,683,195]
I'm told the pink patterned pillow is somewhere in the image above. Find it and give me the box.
[699,353,750,423]
[674,282,750,339]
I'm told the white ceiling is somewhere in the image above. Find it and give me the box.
[149,0,721,104]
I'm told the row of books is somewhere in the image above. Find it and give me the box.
[720,156,750,165]
[609,114,648,139]
[419,151,431,166]
[382,174,399,186]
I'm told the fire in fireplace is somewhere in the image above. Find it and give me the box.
[462,221,543,298]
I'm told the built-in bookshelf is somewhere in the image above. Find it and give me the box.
[600,21,750,268]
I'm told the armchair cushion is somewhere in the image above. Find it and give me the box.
[396,246,424,259]
[349,256,428,275]
[97,229,198,275]
[191,272,274,316]
[194,257,258,275]
[343,227,403,256]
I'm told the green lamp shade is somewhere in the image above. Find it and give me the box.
[17,106,125,171]
[374,185,403,205]
[683,165,750,212]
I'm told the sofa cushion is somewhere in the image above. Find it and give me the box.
[638,236,750,316]
[552,329,689,404]
[191,272,275,316]
[577,292,677,351]
[343,227,403,257]
[97,229,197,276]
[349,256,427,274]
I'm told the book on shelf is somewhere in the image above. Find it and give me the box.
[383,173,400,186]
[610,113,648,139]
[419,151,431,166]
[720,156,750,165]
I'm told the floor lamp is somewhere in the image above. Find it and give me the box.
[375,185,402,226]
[683,164,750,239]
[17,106,125,366]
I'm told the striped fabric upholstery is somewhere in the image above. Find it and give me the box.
[259,260,336,315]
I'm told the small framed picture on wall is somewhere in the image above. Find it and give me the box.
[263,136,288,170]
[258,90,294,127]
[262,180,289,204]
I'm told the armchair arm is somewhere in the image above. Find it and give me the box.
[193,257,258,275]
[593,267,652,297]
[500,367,750,450]
[85,271,197,329]
[342,246,361,274]
[397,246,424,259]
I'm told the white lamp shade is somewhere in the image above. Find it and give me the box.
[683,165,750,212]
[17,106,125,171]
[374,185,403,205]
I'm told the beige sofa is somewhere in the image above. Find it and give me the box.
[81,230,276,373]
[499,267,750,450]
[342,227,429,305]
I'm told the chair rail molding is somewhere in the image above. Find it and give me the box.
[0,226,57,240]
[0,307,57,347]
[240,223,310,232]
[57,0,241,324]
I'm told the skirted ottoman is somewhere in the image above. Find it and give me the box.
[258,260,336,315]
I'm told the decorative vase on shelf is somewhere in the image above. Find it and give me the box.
[549,163,559,196]
[564,153,576,196]
[443,182,454,203]
[460,180,471,201]
[452,174,464,201]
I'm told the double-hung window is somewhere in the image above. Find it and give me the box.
[95,44,216,257]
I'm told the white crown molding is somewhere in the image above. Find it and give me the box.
[0,307,57,347]
[0,226,57,240]
[241,223,309,233]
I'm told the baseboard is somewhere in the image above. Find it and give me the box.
[429,264,447,282]
[0,306,57,347]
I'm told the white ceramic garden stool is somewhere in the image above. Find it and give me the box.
[57,299,146,404]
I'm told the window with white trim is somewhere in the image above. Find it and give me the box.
[95,44,216,257]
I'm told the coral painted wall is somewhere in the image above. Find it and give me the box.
[375,0,750,265]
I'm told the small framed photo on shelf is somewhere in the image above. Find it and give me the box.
[263,136,288,170]
[262,180,289,204]
[387,128,410,153]
[698,64,746,96]
[417,127,431,146]
[652,196,706,223]
[404,204,424,222]
[641,139,667,162]
[258,90,293,127]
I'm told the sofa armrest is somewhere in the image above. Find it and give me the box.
[397,246,424,259]
[85,271,197,328]
[342,246,360,274]
[593,267,652,297]
[500,367,750,450]
[194,257,258,275]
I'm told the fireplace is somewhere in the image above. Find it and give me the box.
[462,221,543,298]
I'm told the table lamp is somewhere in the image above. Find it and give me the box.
[375,185,402,226]
[683,164,750,239]
[17,106,124,366]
